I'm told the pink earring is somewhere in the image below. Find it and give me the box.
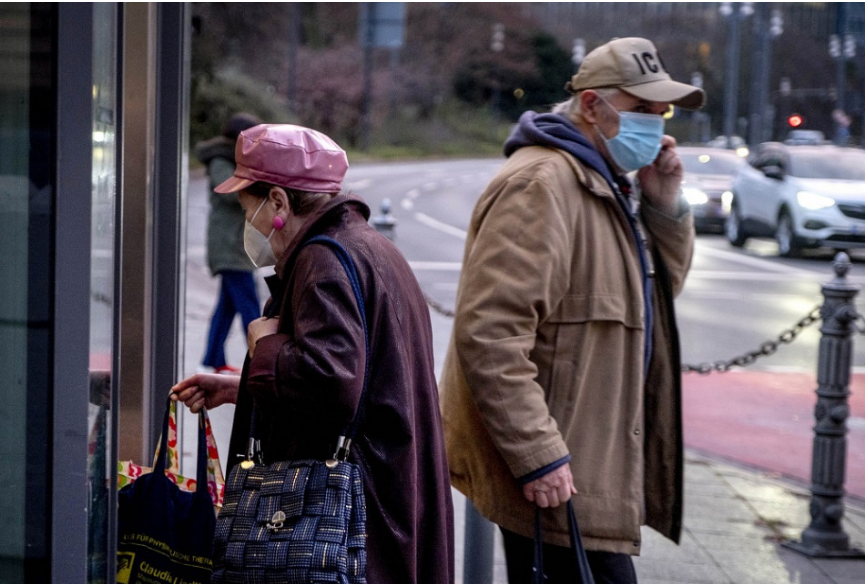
[272,215,286,230]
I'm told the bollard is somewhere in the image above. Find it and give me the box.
[371,198,397,241]
[784,252,865,558]
[463,499,495,584]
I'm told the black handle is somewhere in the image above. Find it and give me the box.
[154,396,210,495]
[533,501,596,584]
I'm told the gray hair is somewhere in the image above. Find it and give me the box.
[552,87,620,122]
[242,182,337,216]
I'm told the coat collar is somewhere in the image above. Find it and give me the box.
[273,192,370,280]
[545,146,619,202]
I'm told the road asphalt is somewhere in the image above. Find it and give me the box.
[178,170,865,584]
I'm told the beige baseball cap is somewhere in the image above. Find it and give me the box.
[566,37,705,110]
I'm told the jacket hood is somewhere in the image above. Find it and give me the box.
[504,111,616,186]
[195,135,236,165]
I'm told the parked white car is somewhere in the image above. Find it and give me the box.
[726,142,865,257]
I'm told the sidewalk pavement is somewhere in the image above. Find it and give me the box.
[179,171,865,584]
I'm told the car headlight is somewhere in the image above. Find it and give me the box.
[721,191,733,213]
[683,187,709,206]
[796,191,835,210]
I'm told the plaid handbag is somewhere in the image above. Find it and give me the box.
[212,236,369,584]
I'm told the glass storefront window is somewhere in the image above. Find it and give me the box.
[0,4,120,582]
[0,4,55,582]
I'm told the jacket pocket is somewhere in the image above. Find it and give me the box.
[545,293,643,329]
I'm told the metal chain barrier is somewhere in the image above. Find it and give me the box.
[681,306,821,374]
[424,292,455,318]
[424,291,823,375]
[855,312,865,335]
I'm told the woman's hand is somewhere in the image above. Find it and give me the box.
[247,316,279,358]
[522,463,577,508]
[170,373,240,413]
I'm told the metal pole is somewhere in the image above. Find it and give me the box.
[361,3,375,152]
[463,500,495,584]
[836,56,846,121]
[758,33,772,142]
[784,252,865,558]
[287,3,301,114]
[747,6,764,146]
[723,11,741,147]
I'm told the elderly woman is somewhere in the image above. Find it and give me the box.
[172,124,454,584]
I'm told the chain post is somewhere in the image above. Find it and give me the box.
[784,252,865,558]
[371,198,397,241]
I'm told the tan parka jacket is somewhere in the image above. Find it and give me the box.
[439,144,694,555]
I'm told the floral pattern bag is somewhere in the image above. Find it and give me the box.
[118,399,225,510]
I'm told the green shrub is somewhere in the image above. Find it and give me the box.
[189,68,295,149]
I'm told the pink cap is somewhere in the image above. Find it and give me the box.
[214,124,348,194]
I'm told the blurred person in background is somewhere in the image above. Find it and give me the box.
[440,37,705,584]
[174,124,454,584]
[196,112,262,374]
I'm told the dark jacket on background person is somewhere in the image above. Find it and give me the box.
[439,111,693,555]
[239,193,455,584]
[195,136,256,274]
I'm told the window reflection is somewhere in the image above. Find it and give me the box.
[86,4,118,583]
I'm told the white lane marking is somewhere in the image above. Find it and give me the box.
[686,270,830,281]
[344,178,372,190]
[697,244,815,275]
[422,182,438,191]
[401,198,415,211]
[407,188,420,199]
[414,212,468,240]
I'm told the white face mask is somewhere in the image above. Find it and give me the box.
[243,198,278,268]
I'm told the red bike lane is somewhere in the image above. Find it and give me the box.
[682,370,865,501]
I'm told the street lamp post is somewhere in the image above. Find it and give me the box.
[490,23,504,118]
[720,1,753,148]
[690,72,706,143]
[829,33,855,145]
[572,37,585,72]
[748,5,782,145]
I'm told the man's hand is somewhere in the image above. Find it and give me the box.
[170,373,240,413]
[247,316,279,358]
[637,134,683,215]
[522,463,577,508]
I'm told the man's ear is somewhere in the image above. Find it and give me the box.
[579,90,603,125]
[268,186,290,214]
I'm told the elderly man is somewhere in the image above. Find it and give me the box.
[439,37,705,583]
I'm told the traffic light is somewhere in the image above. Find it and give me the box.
[788,113,804,128]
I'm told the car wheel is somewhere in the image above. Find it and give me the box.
[776,211,802,258]
[726,203,747,247]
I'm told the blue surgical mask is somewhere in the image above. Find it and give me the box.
[244,198,278,268]
[595,96,665,172]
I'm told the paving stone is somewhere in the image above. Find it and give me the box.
[633,557,732,583]
[707,547,835,584]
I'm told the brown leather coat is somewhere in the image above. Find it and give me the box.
[243,194,454,584]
